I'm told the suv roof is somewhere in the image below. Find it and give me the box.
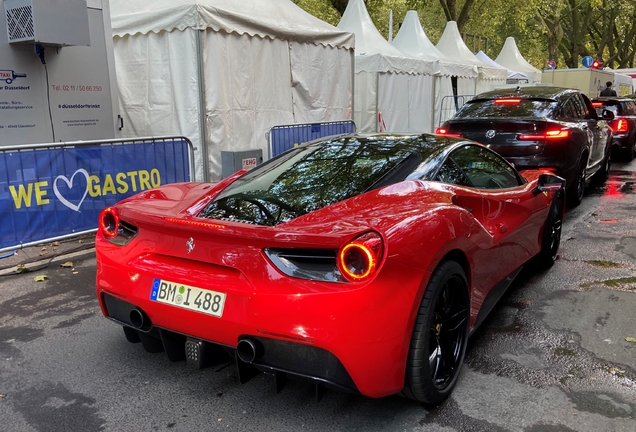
[472,86,581,101]
[591,97,634,102]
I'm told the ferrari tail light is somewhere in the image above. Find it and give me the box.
[436,127,462,137]
[337,232,384,283]
[611,119,629,133]
[100,208,118,238]
[99,207,138,245]
[494,98,521,104]
[518,128,570,141]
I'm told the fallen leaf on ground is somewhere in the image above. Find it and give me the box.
[33,275,48,282]
[0,394,5,398]
[626,337,636,343]
[39,251,48,256]
[15,265,29,274]
[609,367,625,374]
[41,247,47,251]
[72,271,79,275]
[60,262,73,268]
[52,242,60,246]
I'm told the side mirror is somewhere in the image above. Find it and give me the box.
[602,109,615,121]
[534,173,565,195]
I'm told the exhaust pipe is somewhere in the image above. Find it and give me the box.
[129,308,146,330]
[237,337,263,363]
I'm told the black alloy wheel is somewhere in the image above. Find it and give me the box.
[537,191,563,267]
[402,260,469,404]
[567,158,586,207]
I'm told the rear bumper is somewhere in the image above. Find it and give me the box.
[611,134,631,150]
[504,154,573,185]
[102,293,359,393]
[95,239,427,398]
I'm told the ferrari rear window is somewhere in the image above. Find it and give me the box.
[456,98,557,119]
[198,138,422,226]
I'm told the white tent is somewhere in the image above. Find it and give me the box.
[392,11,477,128]
[476,51,529,83]
[495,37,542,83]
[436,21,507,96]
[338,0,437,133]
[110,0,355,181]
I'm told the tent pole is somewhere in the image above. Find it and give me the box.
[350,50,355,125]
[431,77,437,132]
[376,73,380,132]
[196,29,210,182]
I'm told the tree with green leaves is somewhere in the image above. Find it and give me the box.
[293,0,636,69]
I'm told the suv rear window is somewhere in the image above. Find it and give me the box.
[456,98,558,119]
[593,100,623,116]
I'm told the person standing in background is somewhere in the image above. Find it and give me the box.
[600,81,617,96]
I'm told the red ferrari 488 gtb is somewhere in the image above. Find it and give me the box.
[96,133,564,404]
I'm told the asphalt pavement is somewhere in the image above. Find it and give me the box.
[0,160,635,432]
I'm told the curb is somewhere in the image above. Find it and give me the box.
[0,247,95,277]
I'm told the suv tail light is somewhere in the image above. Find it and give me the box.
[518,128,570,141]
[337,232,384,283]
[610,119,629,133]
[99,207,138,245]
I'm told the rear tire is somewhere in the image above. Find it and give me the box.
[536,191,563,267]
[567,158,586,207]
[402,261,469,404]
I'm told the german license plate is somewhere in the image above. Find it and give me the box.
[150,278,226,317]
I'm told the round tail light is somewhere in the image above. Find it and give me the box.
[337,232,384,282]
[99,207,119,238]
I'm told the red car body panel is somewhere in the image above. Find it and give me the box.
[96,166,555,397]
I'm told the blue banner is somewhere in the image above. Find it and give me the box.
[270,121,356,158]
[0,138,191,251]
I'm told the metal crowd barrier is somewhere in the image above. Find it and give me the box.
[268,120,356,159]
[0,136,194,253]
[438,95,473,127]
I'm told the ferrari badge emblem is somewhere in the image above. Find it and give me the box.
[186,237,195,254]
[485,129,496,139]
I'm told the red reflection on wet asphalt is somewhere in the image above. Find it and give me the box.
[598,171,636,198]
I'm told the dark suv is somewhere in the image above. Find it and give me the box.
[591,97,636,161]
[437,86,613,206]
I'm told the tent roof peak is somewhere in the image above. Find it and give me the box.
[109,0,354,50]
